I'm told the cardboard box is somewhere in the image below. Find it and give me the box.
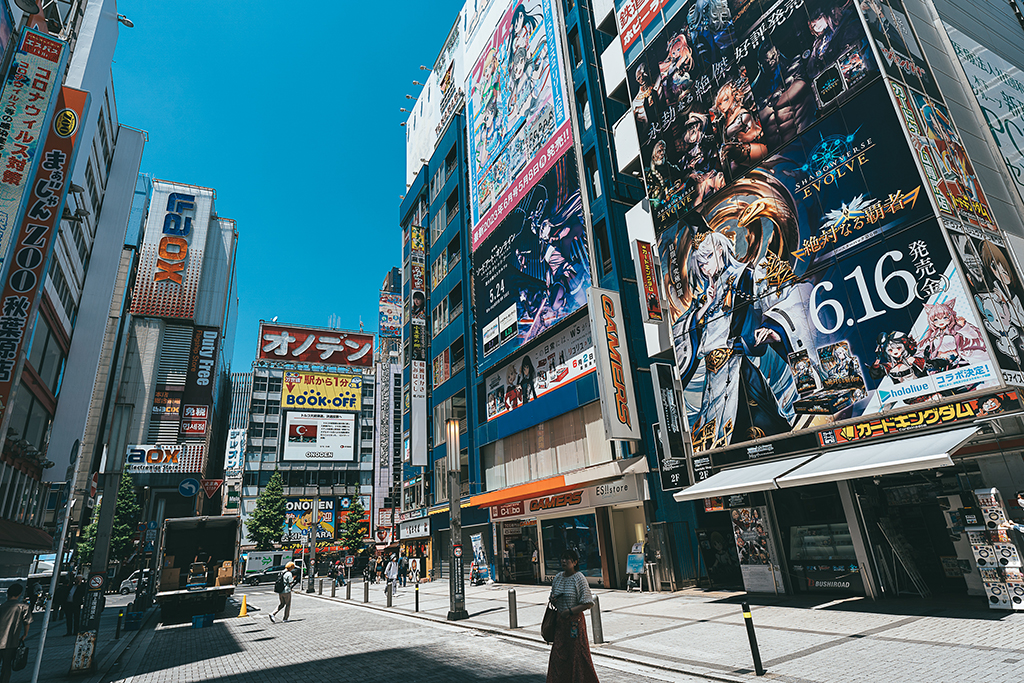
[161,568,180,588]
[215,575,233,586]
[221,561,232,570]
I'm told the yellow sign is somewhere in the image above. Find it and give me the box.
[282,371,362,411]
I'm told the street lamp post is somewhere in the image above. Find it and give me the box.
[446,418,468,621]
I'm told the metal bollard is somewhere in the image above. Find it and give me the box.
[415,584,419,612]
[115,610,123,639]
[742,602,766,676]
[508,589,518,629]
[319,579,323,595]
[386,583,393,608]
[331,581,336,598]
[590,594,604,644]
[363,580,369,604]
[346,580,352,600]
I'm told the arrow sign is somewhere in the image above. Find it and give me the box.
[201,479,224,498]
[178,478,200,497]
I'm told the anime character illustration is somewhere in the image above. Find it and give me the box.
[507,47,542,120]
[680,112,726,205]
[686,0,733,65]
[977,395,1006,417]
[504,366,522,411]
[818,341,865,392]
[657,30,700,105]
[507,2,541,58]
[868,330,928,386]
[752,43,815,150]
[917,299,987,373]
[648,140,685,209]
[632,63,660,126]
[475,94,500,172]
[805,1,869,84]
[975,240,1024,363]
[520,355,538,403]
[714,79,768,173]
[789,349,819,396]
[861,0,914,57]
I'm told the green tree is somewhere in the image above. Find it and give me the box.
[246,471,286,550]
[77,504,99,565]
[111,472,141,562]
[339,496,367,554]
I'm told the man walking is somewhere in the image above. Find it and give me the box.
[398,553,409,588]
[64,576,84,636]
[384,554,399,595]
[0,584,30,683]
[269,562,299,623]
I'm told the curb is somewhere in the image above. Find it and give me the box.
[301,590,754,683]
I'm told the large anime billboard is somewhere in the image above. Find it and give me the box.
[657,82,1000,454]
[466,0,572,249]
[858,0,941,100]
[473,152,591,371]
[627,0,879,231]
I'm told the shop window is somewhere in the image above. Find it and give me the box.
[541,514,601,579]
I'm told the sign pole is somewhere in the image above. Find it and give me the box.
[446,419,467,620]
[306,495,319,592]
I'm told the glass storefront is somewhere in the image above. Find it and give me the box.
[540,513,602,579]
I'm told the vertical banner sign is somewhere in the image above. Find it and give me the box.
[650,363,690,491]
[180,326,219,439]
[587,287,642,441]
[633,240,663,322]
[0,86,87,435]
[0,29,67,276]
[409,224,429,468]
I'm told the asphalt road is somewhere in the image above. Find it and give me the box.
[104,583,706,683]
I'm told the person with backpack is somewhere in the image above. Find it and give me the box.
[269,562,298,623]
[398,554,409,588]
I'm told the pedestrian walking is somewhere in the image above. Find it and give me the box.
[545,549,599,683]
[269,562,299,623]
[0,584,30,683]
[398,553,409,588]
[52,576,70,622]
[384,554,399,595]
[64,576,84,636]
[532,545,540,582]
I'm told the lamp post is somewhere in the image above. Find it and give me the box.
[446,418,468,621]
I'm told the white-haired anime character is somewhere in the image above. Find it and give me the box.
[674,230,800,450]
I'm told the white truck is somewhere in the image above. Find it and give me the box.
[154,516,240,622]
[244,550,294,576]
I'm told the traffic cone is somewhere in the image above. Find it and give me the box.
[238,594,247,617]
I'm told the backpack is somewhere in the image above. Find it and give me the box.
[273,573,286,593]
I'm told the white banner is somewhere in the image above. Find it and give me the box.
[587,287,642,441]
[282,411,355,461]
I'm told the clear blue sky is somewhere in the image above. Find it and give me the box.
[111,0,464,370]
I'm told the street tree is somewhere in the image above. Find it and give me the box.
[339,496,368,554]
[247,470,286,550]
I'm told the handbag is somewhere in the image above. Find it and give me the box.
[541,601,558,643]
[12,639,28,672]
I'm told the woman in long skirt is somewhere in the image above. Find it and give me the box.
[546,548,600,683]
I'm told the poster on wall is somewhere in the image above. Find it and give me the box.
[282,412,356,461]
[484,317,594,421]
[472,152,592,370]
[941,24,1024,207]
[625,0,879,231]
[379,292,402,338]
[651,363,690,491]
[657,82,1000,455]
[889,81,997,232]
[283,498,335,543]
[731,506,784,592]
[466,0,572,247]
[945,220,1024,386]
[859,0,941,99]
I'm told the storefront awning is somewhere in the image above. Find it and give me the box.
[776,426,977,488]
[673,455,817,502]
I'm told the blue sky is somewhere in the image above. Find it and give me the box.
[111,0,464,369]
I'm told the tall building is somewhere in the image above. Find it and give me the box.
[373,269,403,546]
[0,1,146,574]
[108,179,238,520]
[398,0,1024,605]
[398,0,683,588]
[221,371,252,514]
[239,322,376,556]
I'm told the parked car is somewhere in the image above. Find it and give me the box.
[243,564,302,586]
[119,569,151,595]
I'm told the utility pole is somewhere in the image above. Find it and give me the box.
[446,419,467,620]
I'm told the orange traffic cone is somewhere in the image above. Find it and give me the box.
[238,594,248,617]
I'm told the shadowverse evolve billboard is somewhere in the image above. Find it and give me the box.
[657,82,1000,454]
[472,152,592,370]
[626,0,879,231]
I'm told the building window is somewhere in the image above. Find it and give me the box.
[576,86,591,130]
[252,375,268,392]
[27,315,65,396]
[446,188,459,225]
[248,421,263,438]
[47,260,77,324]
[264,424,279,439]
[361,425,374,441]
[250,398,265,414]
[569,28,582,67]
[84,161,99,208]
[584,150,601,200]
[594,218,613,276]
[267,377,282,393]
[266,399,280,415]
[244,472,258,487]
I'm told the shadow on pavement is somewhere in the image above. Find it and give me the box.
[711,591,1014,620]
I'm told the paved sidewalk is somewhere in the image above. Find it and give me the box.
[15,594,155,683]
[297,577,1024,683]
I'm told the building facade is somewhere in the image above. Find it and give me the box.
[239,322,376,555]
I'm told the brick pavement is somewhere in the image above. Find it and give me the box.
[104,585,704,683]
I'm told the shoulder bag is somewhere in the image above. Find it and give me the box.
[541,600,558,643]
[12,639,28,671]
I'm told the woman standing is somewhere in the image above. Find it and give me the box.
[546,549,599,683]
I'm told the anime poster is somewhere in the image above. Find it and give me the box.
[283,498,335,543]
[657,82,999,454]
[890,81,998,231]
[466,0,571,241]
[858,0,942,100]
[731,506,784,592]
[472,152,592,371]
[626,0,879,231]
[484,318,594,421]
[945,219,1024,386]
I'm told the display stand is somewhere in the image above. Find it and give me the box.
[877,517,932,598]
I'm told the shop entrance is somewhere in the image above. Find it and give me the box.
[500,521,540,584]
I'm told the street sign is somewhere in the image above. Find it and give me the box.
[453,545,463,558]
[345,556,354,567]
[201,479,223,498]
[88,572,104,591]
[147,520,157,530]
[178,478,200,497]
